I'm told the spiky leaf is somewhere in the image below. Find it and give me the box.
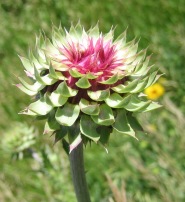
[112,79,139,93]
[34,67,57,85]
[98,126,111,145]
[56,81,78,97]
[127,113,143,132]
[87,89,110,101]
[75,77,91,89]
[69,68,83,78]
[91,104,115,126]
[18,77,44,92]
[80,115,100,142]
[79,99,100,115]
[19,56,34,74]
[28,96,53,115]
[124,96,151,112]
[15,84,37,96]
[49,63,66,80]
[105,93,131,108]
[54,127,68,144]
[49,92,68,107]
[112,109,137,139]
[55,103,80,126]
[100,74,121,85]
[43,110,60,134]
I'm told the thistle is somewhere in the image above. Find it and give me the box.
[17,23,161,148]
[17,23,161,201]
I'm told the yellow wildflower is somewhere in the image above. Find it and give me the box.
[144,83,165,100]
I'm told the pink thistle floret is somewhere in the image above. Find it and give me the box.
[61,37,122,76]
[52,36,125,90]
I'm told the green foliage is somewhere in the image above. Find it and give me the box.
[0,0,185,201]
[1,122,37,159]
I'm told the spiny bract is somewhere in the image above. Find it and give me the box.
[17,23,161,152]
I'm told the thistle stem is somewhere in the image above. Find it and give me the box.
[69,142,91,202]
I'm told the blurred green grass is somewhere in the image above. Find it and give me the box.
[0,0,185,201]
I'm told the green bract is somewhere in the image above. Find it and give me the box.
[17,23,161,152]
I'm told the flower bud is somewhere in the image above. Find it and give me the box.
[17,23,162,151]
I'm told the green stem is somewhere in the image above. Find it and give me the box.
[69,142,91,202]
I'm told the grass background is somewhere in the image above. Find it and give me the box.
[0,0,185,201]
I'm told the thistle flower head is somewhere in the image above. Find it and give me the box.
[17,23,161,151]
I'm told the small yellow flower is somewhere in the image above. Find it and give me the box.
[144,83,165,100]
